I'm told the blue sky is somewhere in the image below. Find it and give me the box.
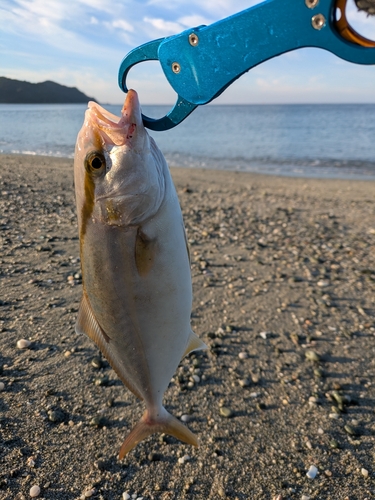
[1,0,374,104]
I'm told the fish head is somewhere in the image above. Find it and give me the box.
[74,89,166,230]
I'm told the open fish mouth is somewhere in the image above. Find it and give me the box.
[86,92,139,147]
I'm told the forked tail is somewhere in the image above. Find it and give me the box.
[119,407,198,459]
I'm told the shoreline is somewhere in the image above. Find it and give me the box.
[2,152,375,183]
[0,153,375,499]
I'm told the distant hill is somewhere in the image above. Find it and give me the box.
[0,77,97,104]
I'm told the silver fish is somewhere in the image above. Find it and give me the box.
[73,90,206,458]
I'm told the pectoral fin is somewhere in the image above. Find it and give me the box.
[182,330,208,359]
[135,227,157,277]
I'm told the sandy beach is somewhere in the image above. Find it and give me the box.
[0,153,375,500]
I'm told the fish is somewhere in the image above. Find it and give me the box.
[73,89,207,458]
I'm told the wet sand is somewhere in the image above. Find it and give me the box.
[0,153,375,500]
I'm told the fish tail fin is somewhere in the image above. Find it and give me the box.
[119,408,198,459]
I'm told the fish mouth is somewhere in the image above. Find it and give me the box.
[86,90,141,147]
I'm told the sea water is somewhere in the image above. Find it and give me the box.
[0,103,374,180]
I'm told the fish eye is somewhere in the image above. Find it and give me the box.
[85,152,106,176]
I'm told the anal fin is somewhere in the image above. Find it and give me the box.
[75,293,143,401]
[182,330,208,359]
[75,293,111,343]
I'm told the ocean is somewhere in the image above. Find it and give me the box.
[1,103,375,180]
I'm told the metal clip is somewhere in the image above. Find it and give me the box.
[118,0,375,131]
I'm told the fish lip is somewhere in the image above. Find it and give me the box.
[85,103,126,147]
[87,102,122,129]
[88,101,121,124]
[85,91,142,147]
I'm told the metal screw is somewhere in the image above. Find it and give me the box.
[305,0,319,8]
[189,33,199,46]
[172,62,181,74]
[311,13,326,30]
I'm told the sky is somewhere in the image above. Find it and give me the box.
[1,0,375,105]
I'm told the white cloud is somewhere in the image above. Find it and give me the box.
[178,15,212,27]
[78,0,129,15]
[112,19,135,33]
[15,0,72,22]
[143,16,184,35]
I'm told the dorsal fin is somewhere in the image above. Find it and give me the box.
[182,330,208,359]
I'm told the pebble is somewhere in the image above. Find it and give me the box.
[306,465,318,479]
[314,367,323,378]
[91,357,103,369]
[238,352,248,359]
[180,414,191,423]
[0,382,5,391]
[17,339,31,349]
[329,412,339,419]
[83,489,95,498]
[89,415,104,427]
[332,391,344,405]
[178,454,190,464]
[259,331,268,340]
[29,485,41,497]
[239,378,251,388]
[219,407,233,418]
[94,376,109,386]
[305,350,320,362]
[344,424,359,436]
[317,280,329,287]
[122,494,130,500]
[361,468,369,478]
[301,496,311,500]
[48,408,65,423]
